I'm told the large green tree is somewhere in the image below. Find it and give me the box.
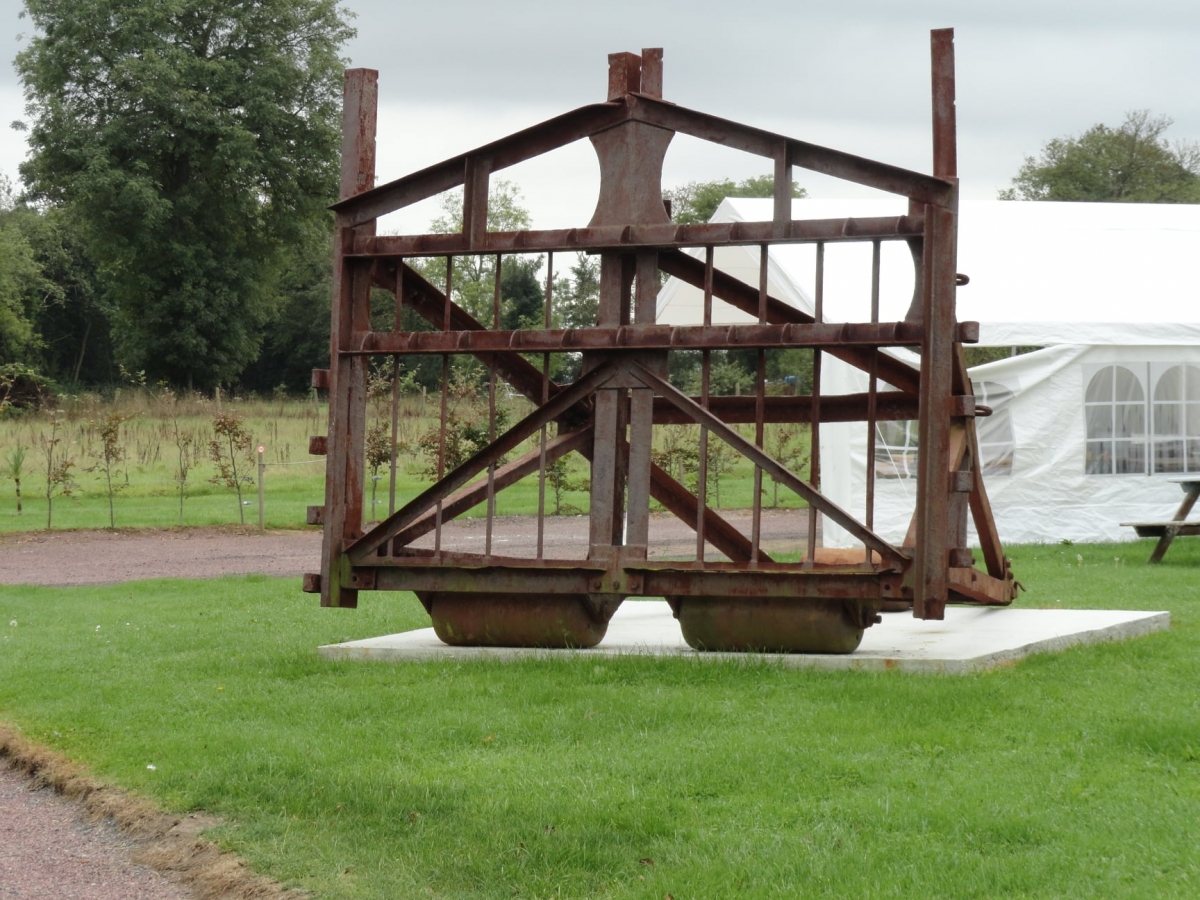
[664,174,807,225]
[16,0,354,389]
[238,221,332,394]
[999,110,1200,203]
[0,176,52,368]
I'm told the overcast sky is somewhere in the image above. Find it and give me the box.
[2,0,1198,230]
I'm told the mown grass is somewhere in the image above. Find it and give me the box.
[2,539,1196,899]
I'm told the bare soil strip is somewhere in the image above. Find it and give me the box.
[0,509,811,586]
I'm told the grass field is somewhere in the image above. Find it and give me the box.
[1,538,1197,898]
[0,392,807,532]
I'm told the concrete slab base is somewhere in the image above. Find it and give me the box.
[318,601,1169,674]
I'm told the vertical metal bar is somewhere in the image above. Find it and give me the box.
[625,251,659,558]
[865,240,881,562]
[320,67,377,609]
[804,241,824,568]
[434,257,453,558]
[388,263,403,517]
[751,244,767,563]
[536,252,553,560]
[588,254,624,560]
[485,254,500,560]
[609,258,636,548]
[695,246,713,561]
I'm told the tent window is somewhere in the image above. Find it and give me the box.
[874,380,1015,479]
[1152,364,1200,474]
[1084,365,1146,475]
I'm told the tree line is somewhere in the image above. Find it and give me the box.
[1,0,1196,406]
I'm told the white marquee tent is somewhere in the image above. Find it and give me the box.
[656,197,1200,545]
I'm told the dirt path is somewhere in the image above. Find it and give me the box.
[0,763,193,900]
[0,509,813,586]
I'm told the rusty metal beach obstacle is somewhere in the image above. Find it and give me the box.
[303,28,1018,653]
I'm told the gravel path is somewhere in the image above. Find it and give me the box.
[0,509,811,587]
[0,509,812,898]
[0,764,192,900]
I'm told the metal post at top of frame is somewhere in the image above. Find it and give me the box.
[931,28,957,182]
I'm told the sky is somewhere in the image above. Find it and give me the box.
[2,0,1199,232]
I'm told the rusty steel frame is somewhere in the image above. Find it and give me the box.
[305,29,1017,633]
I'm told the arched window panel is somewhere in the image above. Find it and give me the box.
[1083,364,1146,475]
[1152,363,1200,474]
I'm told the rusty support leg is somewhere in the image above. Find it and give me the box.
[913,29,960,619]
[321,68,377,608]
[913,202,958,619]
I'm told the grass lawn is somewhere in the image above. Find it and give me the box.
[0,399,805,532]
[1,539,1198,898]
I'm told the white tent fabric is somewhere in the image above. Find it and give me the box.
[657,197,1200,343]
[656,197,1200,545]
[822,345,1200,546]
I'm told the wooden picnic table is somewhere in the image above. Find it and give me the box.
[1122,478,1200,563]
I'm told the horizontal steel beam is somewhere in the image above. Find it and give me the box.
[343,321,981,355]
[366,562,903,599]
[654,392,920,425]
[350,321,880,354]
[352,215,924,258]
